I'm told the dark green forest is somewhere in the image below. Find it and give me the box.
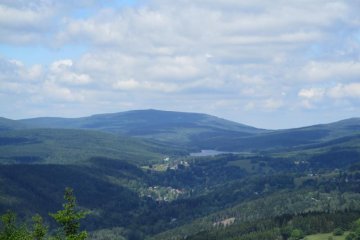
[1,110,360,239]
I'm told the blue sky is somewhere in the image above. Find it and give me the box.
[0,0,360,129]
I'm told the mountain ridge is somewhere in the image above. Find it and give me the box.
[14,109,266,149]
[8,109,358,131]
[0,109,358,152]
[18,109,262,132]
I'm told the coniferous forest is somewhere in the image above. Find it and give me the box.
[2,0,360,239]
[1,110,360,239]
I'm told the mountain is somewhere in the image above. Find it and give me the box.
[17,111,360,152]
[196,118,360,151]
[1,111,360,239]
[19,109,266,149]
[19,109,259,132]
[0,117,26,131]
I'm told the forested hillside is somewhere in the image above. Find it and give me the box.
[1,110,360,239]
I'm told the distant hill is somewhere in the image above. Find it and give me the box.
[18,109,266,149]
[1,110,358,151]
[196,118,360,151]
[0,117,26,131]
[19,109,264,132]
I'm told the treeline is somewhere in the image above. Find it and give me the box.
[187,211,360,240]
[0,188,87,240]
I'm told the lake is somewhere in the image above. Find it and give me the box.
[190,150,235,157]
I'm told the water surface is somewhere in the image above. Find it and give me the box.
[190,150,235,157]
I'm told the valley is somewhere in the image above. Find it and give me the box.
[1,110,360,239]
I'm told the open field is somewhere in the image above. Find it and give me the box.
[305,232,349,240]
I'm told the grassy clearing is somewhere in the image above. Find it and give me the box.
[142,163,169,171]
[227,159,272,173]
[227,159,253,171]
[305,231,349,240]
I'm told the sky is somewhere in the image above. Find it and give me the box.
[0,0,360,129]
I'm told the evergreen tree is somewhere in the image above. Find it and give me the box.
[32,214,48,240]
[50,188,88,240]
[289,228,304,240]
[345,218,360,240]
[0,211,31,240]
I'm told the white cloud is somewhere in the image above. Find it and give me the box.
[299,99,315,109]
[145,56,202,81]
[327,83,360,98]
[141,81,179,93]
[303,61,360,82]
[0,0,112,44]
[75,51,220,93]
[50,59,73,72]
[0,1,55,44]
[263,98,284,111]
[5,60,43,81]
[297,83,360,109]
[236,74,265,85]
[0,57,91,106]
[55,0,350,54]
[0,4,51,28]
[244,101,255,111]
[27,64,43,80]
[112,79,140,90]
[112,79,180,93]
[298,88,325,100]
[49,0,359,104]
[48,59,92,85]
[42,81,85,102]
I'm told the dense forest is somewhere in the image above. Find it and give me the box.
[1,110,360,239]
[0,188,87,240]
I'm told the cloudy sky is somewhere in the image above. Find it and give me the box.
[0,0,359,129]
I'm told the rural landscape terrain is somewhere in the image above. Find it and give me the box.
[1,0,359,239]
[1,109,360,239]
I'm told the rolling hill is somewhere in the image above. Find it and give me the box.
[16,110,360,152]
[195,118,360,151]
[0,117,27,131]
[18,109,266,149]
[19,109,262,133]
[0,128,168,165]
[1,110,360,239]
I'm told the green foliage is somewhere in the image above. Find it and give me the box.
[333,227,344,236]
[0,189,88,240]
[0,128,168,165]
[290,228,304,240]
[345,232,355,240]
[0,211,31,240]
[304,232,349,240]
[32,214,48,240]
[344,218,360,240]
[179,212,360,240]
[88,227,126,240]
[50,188,88,240]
